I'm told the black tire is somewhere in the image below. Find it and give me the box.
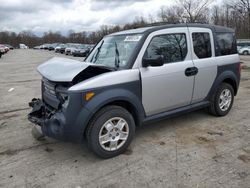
[243,51,249,55]
[86,105,135,158]
[208,83,234,116]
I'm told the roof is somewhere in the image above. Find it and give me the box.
[110,27,153,36]
[109,23,234,36]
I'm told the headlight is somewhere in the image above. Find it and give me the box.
[58,93,68,101]
[55,85,69,105]
[57,92,69,108]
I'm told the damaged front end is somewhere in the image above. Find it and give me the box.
[28,57,113,142]
[28,98,45,126]
[28,79,69,140]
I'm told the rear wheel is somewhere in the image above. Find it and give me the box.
[86,105,135,158]
[209,83,234,116]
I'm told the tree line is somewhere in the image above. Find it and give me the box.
[1,0,250,48]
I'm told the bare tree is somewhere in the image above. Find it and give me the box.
[178,0,213,23]
[158,5,185,23]
[232,0,250,37]
[3,0,250,47]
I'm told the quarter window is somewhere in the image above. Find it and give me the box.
[144,33,187,64]
[216,33,237,56]
[192,33,212,59]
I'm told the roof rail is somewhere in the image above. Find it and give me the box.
[141,21,209,28]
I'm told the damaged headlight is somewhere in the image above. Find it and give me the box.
[58,93,68,101]
[57,92,69,109]
[55,86,70,108]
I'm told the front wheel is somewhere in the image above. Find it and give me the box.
[86,105,135,158]
[243,51,249,55]
[209,83,234,116]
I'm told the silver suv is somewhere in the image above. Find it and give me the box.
[28,24,241,158]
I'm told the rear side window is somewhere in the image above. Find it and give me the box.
[216,33,237,56]
[144,33,187,64]
[192,33,212,59]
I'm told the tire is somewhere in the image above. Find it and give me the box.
[86,105,135,158]
[243,51,249,55]
[208,83,234,116]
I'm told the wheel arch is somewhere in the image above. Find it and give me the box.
[207,70,239,100]
[79,88,145,138]
[222,77,237,95]
[101,100,142,127]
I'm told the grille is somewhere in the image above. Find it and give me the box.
[42,79,61,110]
[43,79,56,96]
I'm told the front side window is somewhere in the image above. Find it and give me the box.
[216,33,237,56]
[192,33,212,59]
[144,33,187,64]
[85,34,142,69]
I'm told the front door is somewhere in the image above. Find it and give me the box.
[138,28,195,116]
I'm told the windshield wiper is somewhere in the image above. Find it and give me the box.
[92,40,104,63]
[114,42,120,70]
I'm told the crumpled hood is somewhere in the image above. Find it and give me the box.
[37,57,107,82]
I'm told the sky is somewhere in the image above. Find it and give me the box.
[0,0,174,36]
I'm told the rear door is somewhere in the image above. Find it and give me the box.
[188,27,217,103]
[136,27,195,116]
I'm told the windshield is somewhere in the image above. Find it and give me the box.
[85,34,142,69]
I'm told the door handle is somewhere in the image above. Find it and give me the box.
[185,67,198,76]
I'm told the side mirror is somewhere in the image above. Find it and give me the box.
[142,55,164,67]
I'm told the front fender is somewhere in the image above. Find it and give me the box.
[85,88,144,116]
[73,81,145,141]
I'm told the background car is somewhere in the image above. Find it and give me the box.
[3,46,9,53]
[42,44,50,50]
[72,44,91,57]
[238,46,250,55]
[54,44,64,53]
[64,44,80,55]
[3,44,14,50]
[237,40,250,51]
[19,43,28,49]
[48,43,60,51]
[59,44,67,54]
[33,45,42,49]
[0,44,9,53]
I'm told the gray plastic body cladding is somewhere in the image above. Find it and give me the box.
[43,80,143,143]
[79,80,144,127]
[206,62,240,100]
[41,92,90,142]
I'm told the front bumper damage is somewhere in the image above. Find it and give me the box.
[28,98,45,126]
[28,98,66,141]
[28,92,93,143]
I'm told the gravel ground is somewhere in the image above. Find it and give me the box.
[0,49,250,188]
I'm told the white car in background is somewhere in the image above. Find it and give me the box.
[238,46,250,55]
[20,44,29,49]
